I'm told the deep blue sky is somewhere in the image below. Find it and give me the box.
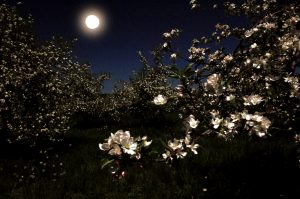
[9,0,247,92]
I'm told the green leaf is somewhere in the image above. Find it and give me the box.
[101,159,114,169]
[169,73,180,79]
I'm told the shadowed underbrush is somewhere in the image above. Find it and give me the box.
[0,126,299,199]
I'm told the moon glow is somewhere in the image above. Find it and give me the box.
[78,5,108,37]
[85,15,100,29]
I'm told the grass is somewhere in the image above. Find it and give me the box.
[0,125,299,198]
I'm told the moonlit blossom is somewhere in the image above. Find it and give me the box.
[241,111,271,137]
[99,143,110,151]
[108,144,122,156]
[185,135,199,154]
[241,111,252,121]
[170,53,177,61]
[176,150,187,158]
[224,120,235,129]
[211,117,223,129]
[187,115,200,128]
[284,76,300,97]
[187,143,199,154]
[294,134,300,143]
[284,76,298,83]
[99,130,140,156]
[168,138,183,150]
[226,94,235,101]
[121,137,137,155]
[99,142,122,156]
[222,55,233,63]
[230,113,240,122]
[250,43,258,49]
[162,150,172,160]
[141,136,152,147]
[245,30,254,38]
[243,95,264,106]
[260,116,271,130]
[207,74,220,87]
[163,32,171,38]
[153,94,167,105]
[204,74,221,93]
[167,139,187,159]
[257,132,266,137]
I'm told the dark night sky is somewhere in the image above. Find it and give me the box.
[7,0,247,92]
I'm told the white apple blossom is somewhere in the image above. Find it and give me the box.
[99,141,122,156]
[211,117,223,129]
[162,150,172,160]
[207,74,220,87]
[168,138,183,150]
[187,115,200,129]
[294,134,300,143]
[185,135,199,154]
[224,120,235,129]
[163,32,171,38]
[222,55,233,64]
[121,137,137,155]
[153,94,167,105]
[243,95,264,106]
[170,53,177,61]
[141,136,152,147]
[167,138,187,159]
[250,43,258,49]
[226,94,235,101]
[99,130,142,156]
[108,144,122,156]
[241,111,252,121]
[204,73,221,94]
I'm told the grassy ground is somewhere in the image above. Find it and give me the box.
[0,125,299,198]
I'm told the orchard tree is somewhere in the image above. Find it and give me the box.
[0,3,108,145]
[105,52,174,123]
[99,0,300,178]
[159,0,300,139]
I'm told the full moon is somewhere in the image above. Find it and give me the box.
[78,6,108,37]
[85,15,100,29]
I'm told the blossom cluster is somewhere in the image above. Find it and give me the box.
[98,130,152,178]
[148,0,300,142]
[162,114,200,163]
[210,109,271,139]
[99,130,152,159]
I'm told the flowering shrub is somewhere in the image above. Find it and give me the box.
[0,4,107,145]
[99,0,300,177]
[99,53,175,124]
[152,0,300,140]
[99,114,201,178]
